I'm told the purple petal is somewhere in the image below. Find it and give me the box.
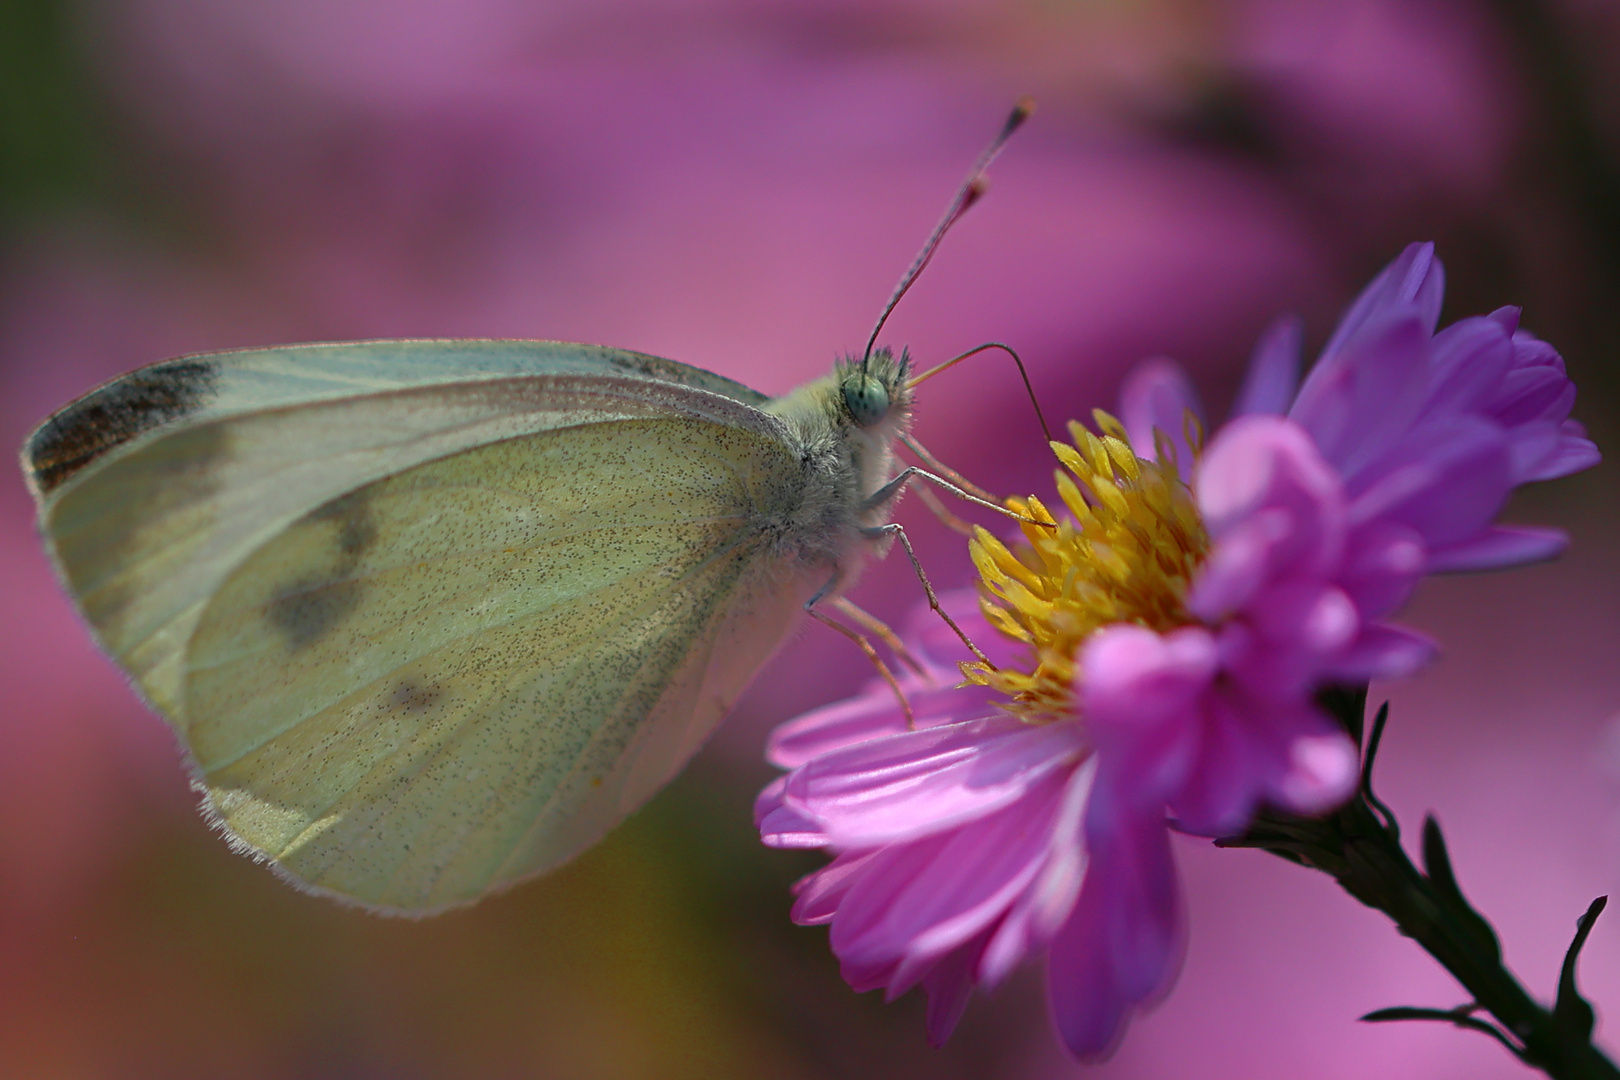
[1047,810,1183,1061]
[1338,519,1425,621]
[921,928,992,1046]
[1425,525,1569,573]
[1424,315,1514,415]
[1119,356,1204,472]
[1233,314,1304,416]
[1346,415,1512,548]
[782,717,1085,848]
[1527,430,1601,482]
[1317,242,1444,363]
[1319,623,1438,682]
[1506,420,1566,485]
[1489,356,1573,426]
[1488,305,1522,336]
[1290,312,1433,482]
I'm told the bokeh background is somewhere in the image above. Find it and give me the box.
[4,0,1620,1077]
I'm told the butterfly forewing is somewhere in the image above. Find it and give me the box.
[26,342,822,913]
[28,342,777,724]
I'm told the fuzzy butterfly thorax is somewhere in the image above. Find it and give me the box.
[759,347,914,567]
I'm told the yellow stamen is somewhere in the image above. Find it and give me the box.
[964,411,1209,722]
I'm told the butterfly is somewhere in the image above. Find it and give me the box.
[20,101,1032,915]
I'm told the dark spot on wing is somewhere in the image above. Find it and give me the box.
[390,682,443,713]
[268,490,377,650]
[27,359,221,495]
[268,579,363,650]
[311,491,378,557]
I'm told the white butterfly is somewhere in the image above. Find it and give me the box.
[20,102,1032,915]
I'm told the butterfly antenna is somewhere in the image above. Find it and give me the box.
[861,97,1035,375]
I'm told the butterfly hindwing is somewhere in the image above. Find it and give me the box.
[184,419,817,912]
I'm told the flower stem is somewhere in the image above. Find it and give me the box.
[1220,689,1619,1080]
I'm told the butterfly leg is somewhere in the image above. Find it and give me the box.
[805,577,915,728]
[831,596,930,679]
[862,466,1052,531]
[861,522,992,668]
[900,433,997,502]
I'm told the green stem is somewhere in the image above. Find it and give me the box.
[1222,691,1619,1080]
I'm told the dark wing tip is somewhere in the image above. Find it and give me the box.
[23,358,221,498]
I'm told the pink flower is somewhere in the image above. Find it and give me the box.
[757,244,1597,1059]
[756,598,1182,1058]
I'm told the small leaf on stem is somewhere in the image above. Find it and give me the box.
[1554,896,1607,1044]
[1360,702,1398,838]
[1362,1005,1525,1057]
[1421,816,1503,963]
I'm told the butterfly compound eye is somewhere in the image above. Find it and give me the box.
[842,374,891,427]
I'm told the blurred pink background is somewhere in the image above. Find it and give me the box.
[3,0,1620,1076]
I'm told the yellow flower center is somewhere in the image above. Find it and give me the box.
[964,410,1209,722]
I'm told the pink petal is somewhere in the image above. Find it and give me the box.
[979,759,1096,988]
[1197,417,1345,552]
[828,770,1075,982]
[1079,626,1215,811]
[782,717,1085,848]
[1118,356,1203,472]
[790,849,881,926]
[1162,688,1275,835]
[1275,731,1359,815]
[1081,624,1217,730]
[1191,417,1347,619]
[758,801,829,849]
[765,677,1001,769]
[1185,505,1292,618]
[1241,581,1360,658]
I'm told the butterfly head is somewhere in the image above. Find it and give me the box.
[840,347,913,431]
